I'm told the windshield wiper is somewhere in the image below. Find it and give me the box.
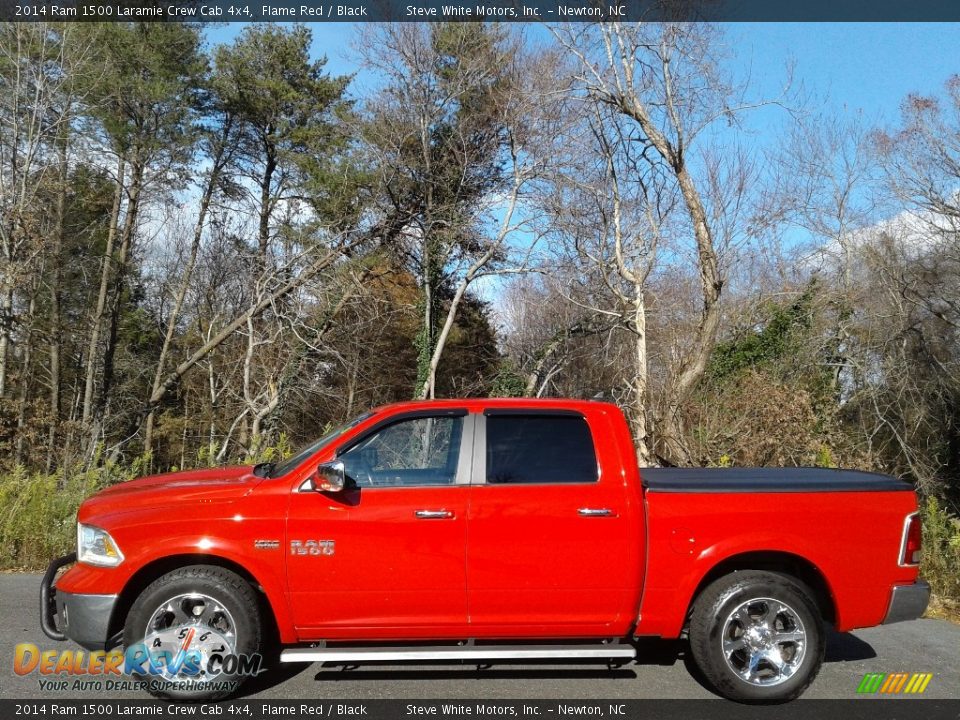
[252,461,275,479]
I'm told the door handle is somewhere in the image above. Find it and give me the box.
[415,509,455,519]
[578,507,616,517]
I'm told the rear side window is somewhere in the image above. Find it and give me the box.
[486,414,598,484]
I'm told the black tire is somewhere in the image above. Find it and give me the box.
[122,565,262,701]
[687,570,825,703]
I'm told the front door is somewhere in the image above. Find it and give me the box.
[287,411,472,639]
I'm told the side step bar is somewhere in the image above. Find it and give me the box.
[281,644,636,664]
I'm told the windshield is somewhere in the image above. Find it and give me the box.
[267,411,376,478]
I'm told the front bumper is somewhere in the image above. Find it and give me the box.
[40,554,118,650]
[882,580,930,624]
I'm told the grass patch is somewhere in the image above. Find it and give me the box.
[920,495,960,614]
[0,462,140,570]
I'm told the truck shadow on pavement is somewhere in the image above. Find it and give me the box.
[235,631,876,697]
[236,660,315,698]
[823,630,878,662]
[313,666,641,682]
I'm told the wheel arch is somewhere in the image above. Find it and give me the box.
[107,554,289,649]
[686,550,837,628]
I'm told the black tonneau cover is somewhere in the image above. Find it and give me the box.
[640,467,912,493]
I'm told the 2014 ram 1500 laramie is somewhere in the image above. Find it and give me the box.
[40,399,929,702]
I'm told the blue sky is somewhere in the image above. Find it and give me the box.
[729,23,960,130]
[732,23,959,114]
[198,22,959,301]
[206,22,960,127]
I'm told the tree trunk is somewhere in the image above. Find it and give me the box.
[416,237,510,400]
[81,154,126,426]
[258,144,276,265]
[524,333,568,397]
[658,166,723,465]
[418,248,435,399]
[98,157,144,418]
[632,288,652,467]
[241,137,277,453]
[417,268,465,400]
[671,167,723,398]
[14,293,36,464]
[46,133,68,471]
[145,244,348,415]
[242,316,258,453]
[207,349,218,463]
[0,285,12,399]
[610,93,723,466]
[415,166,525,401]
[144,124,232,456]
[415,109,436,400]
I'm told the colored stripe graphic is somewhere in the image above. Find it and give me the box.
[857,673,885,693]
[857,672,931,694]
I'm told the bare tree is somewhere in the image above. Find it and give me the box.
[850,76,960,492]
[77,23,205,442]
[142,109,237,455]
[551,22,767,463]
[414,39,557,400]
[0,25,90,400]
[537,93,675,464]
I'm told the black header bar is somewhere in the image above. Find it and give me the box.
[4,0,960,22]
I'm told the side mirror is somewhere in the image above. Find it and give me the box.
[315,461,346,492]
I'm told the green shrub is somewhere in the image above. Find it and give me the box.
[248,432,294,464]
[0,442,306,570]
[0,462,138,570]
[920,496,960,604]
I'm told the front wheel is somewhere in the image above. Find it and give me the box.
[122,565,263,701]
[687,570,825,703]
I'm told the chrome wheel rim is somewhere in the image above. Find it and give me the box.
[721,596,807,687]
[143,592,237,682]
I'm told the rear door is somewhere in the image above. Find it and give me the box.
[286,410,473,639]
[465,409,639,636]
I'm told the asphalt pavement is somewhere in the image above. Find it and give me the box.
[2,573,958,701]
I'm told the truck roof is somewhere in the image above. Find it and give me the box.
[368,397,618,414]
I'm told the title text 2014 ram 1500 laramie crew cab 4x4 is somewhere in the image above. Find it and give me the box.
[40,399,929,702]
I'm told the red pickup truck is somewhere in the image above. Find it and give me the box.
[41,399,928,703]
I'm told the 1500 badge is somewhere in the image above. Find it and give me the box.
[290,539,335,556]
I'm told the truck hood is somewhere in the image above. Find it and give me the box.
[79,465,260,521]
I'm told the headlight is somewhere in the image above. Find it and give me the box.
[77,523,124,567]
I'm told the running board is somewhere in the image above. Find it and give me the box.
[280,644,636,664]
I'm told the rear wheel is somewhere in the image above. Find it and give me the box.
[122,565,262,701]
[687,571,824,702]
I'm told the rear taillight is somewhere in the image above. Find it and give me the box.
[900,512,922,566]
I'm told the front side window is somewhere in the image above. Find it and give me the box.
[270,411,375,477]
[340,415,464,488]
[486,414,598,484]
